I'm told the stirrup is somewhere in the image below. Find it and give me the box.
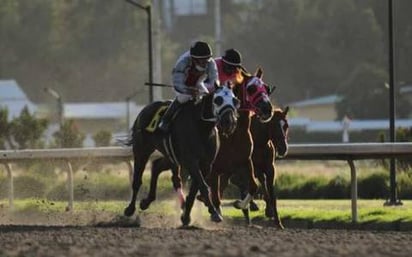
[158,121,170,132]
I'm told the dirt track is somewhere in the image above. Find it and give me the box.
[1,212,412,257]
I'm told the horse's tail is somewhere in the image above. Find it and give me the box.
[117,115,141,147]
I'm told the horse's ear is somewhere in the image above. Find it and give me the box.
[284,106,290,115]
[255,67,264,79]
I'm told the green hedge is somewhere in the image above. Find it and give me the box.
[224,171,412,200]
[2,171,412,200]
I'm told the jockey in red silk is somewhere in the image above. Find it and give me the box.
[215,48,245,87]
[158,41,218,132]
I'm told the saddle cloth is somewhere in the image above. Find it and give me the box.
[145,105,168,132]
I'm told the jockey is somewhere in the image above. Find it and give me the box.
[158,41,218,132]
[215,48,246,87]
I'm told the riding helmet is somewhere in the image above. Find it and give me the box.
[222,48,242,66]
[190,41,212,59]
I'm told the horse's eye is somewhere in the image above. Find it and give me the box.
[264,85,271,94]
[247,85,257,95]
[233,98,240,108]
[214,96,224,106]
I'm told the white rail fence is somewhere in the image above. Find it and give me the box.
[1,143,412,223]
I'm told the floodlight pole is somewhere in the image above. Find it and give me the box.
[125,0,154,103]
[44,87,64,127]
[125,91,140,130]
[385,0,402,206]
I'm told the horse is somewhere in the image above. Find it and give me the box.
[207,68,274,216]
[123,85,240,227]
[138,68,274,218]
[145,106,289,227]
[220,106,289,227]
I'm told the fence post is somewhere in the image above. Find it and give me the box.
[125,160,134,198]
[66,160,74,211]
[3,163,14,210]
[348,159,358,223]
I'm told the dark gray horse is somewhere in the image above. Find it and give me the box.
[123,86,239,226]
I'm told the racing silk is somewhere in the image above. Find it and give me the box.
[215,58,244,86]
[172,51,218,95]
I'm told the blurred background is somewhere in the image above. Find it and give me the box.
[1,0,412,147]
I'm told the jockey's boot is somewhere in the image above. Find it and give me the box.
[158,100,181,132]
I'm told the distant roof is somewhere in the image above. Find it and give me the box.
[64,102,143,119]
[289,118,412,132]
[289,94,342,108]
[0,79,37,120]
[400,85,412,94]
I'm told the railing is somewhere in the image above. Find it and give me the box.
[1,143,412,223]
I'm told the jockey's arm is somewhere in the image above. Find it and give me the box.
[172,59,194,95]
[204,59,218,92]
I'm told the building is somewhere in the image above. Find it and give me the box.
[288,94,342,121]
[38,102,143,147]
[0,80,37,120]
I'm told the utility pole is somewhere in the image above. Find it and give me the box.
[125,91,140,130]
[125,0,154,103]
[385,0,402,206]
[153,0,163,100]
[214,0,222,56]
[44,87,64,127]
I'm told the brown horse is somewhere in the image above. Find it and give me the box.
[139,68,274,216]
[220,107,289,227]
[123,86,239,226]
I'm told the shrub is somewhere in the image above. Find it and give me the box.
[358,172,389,199]
[52,119,85,148]
[397,172,412,199]
[297,177,329,199]
[323,175,350,199]
[93,130,112,147]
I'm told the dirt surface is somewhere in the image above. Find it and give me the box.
[1,212,412,257]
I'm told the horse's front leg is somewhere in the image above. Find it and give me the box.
[230,170,254,224]
[180,179,198,227]
[139,157,166,210]
[206,169,222,216]
[266,162,284,229]
[234,159,258,210]
[196,163,223,223]
[124,146,152,216]
[171,165,185,209]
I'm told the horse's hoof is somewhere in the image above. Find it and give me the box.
[124,205,136,217]
[275,221,285,230]
[181,214,191,226]
[139,199,151,210]
[249,201,260,212]
[210,212,223,223]
[233,200,246,210]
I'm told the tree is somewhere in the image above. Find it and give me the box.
[93,130,112,147]
[9,106,48,149]
[335,63,410,119]
[52,119,85,148]
[224,0,385,104]
[0,107,11,149]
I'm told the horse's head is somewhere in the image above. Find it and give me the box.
[271,106,289,158]
[212,85,240,136]
[240,67,274,122]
